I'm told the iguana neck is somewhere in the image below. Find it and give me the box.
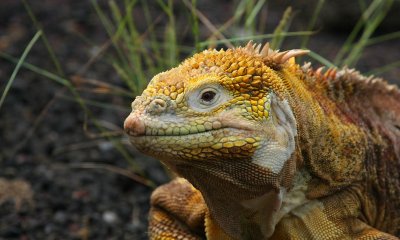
[280,66,368,197]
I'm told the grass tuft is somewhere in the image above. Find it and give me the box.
[334,0,395,67]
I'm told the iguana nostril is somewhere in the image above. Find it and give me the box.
[147,98,167,115]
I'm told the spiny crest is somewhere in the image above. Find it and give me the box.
[241,41,309,69]
[301,63,400,99]
[301,62,338,83]
[336,67,400,95]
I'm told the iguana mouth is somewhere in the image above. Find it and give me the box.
[130,127,230,137]
[124,111,256,138]
[128,127,253,144]
[127,122,228,137]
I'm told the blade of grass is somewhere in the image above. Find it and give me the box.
[22,0,65,77]
[193,0,246,50]
[59,95,129,112]
[69,162,155,188]
[190,0,201,52]
[233,0,249,21]
[0,30,42,111]
[245,0,267,30]
[243,0,257,34]
[342,0,394,67]
[198,30,314,47]
[163,0,178,67]
[300,0,325,48]
[358,0,368,13]
[365,31,400,46]
[201,0,266,49]
[76,40,111,75]
[91,0,115,39]
[210,16,241,42]
[270,7,293,49]
[182,0,234,48]
[308,51,337,68]
[333,0,382,65]
[165,23,178,67]
[0,51,72,87]
[257,0,268,33]
[366,60,400,76]
[217,0,248,38]
[71,75,133,98]
[140,0,164,73]
[124,0,148,91]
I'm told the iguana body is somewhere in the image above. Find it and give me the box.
[124,42,400,239]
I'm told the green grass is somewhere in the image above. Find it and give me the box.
[336,0,394,67]
[0,0,399,184]
[0,30,42,111]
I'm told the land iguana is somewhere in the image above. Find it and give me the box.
[124,42,400,239]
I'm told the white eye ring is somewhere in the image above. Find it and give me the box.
[187,85,231,112]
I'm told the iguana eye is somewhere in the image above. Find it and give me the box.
[187,85,232,112]
[199,89,217,105]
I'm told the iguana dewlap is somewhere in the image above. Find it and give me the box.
[124,42,400,239]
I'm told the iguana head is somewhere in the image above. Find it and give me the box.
[124,42,308,237]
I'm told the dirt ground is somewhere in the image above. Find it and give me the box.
[0,1,399,239]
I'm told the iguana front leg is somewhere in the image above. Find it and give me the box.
[149,178,231,240]
[150,180,398,240]
[149,178,206,239]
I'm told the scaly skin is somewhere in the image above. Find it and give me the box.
[124,42,400,239]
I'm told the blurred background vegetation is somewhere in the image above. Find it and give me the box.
[0,0,399,239]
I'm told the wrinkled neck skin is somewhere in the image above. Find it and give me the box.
[170,94,302,239]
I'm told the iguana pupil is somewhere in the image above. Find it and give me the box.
[201,90,216,102]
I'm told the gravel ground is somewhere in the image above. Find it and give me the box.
[0,1,398,239]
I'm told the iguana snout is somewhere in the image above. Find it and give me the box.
[124,97,169,136]
[124,112,145,137]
